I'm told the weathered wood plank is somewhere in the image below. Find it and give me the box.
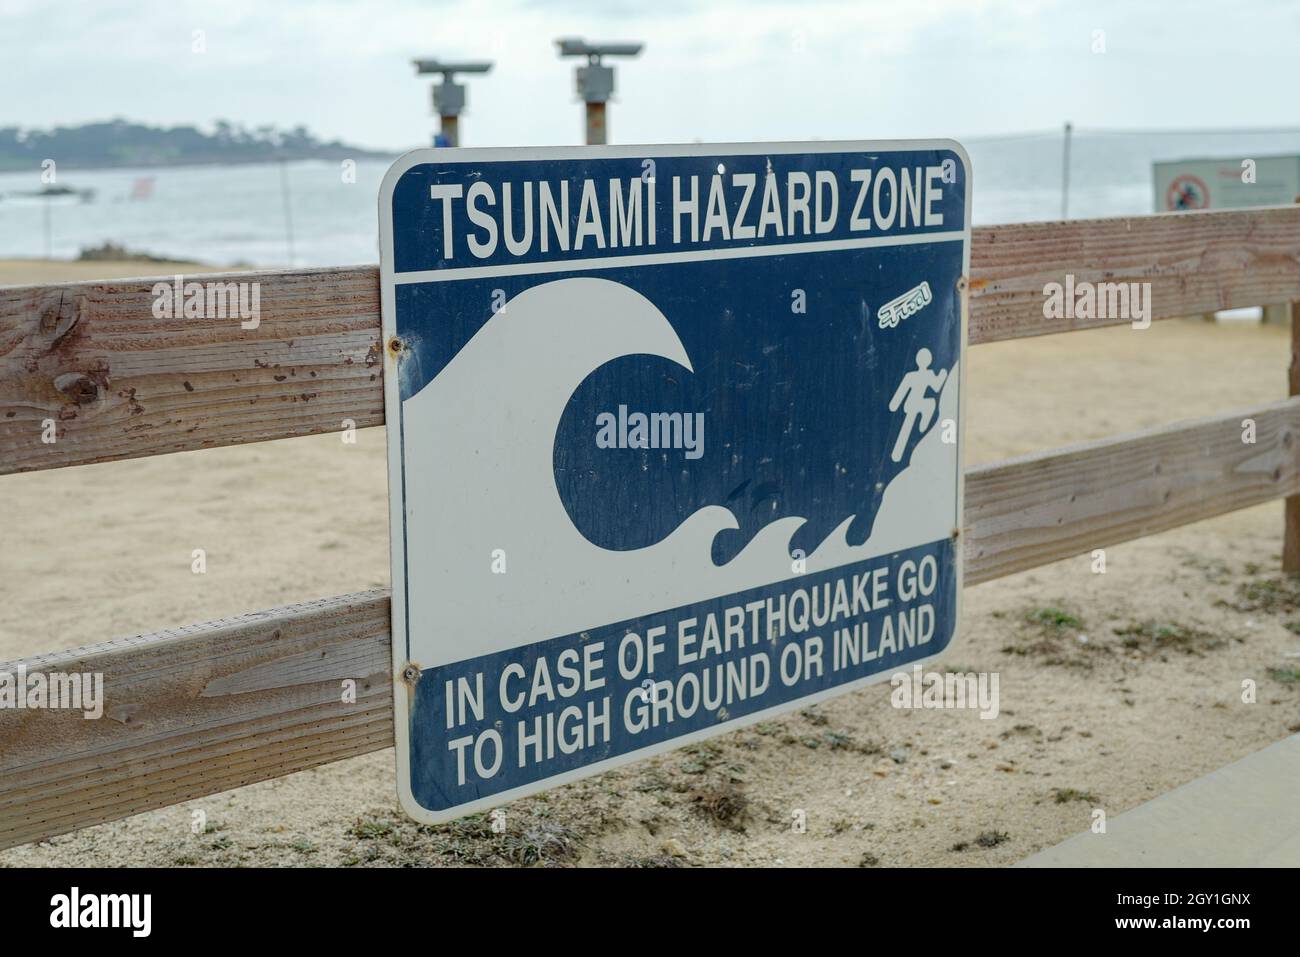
[0,590,391,849]
[0,266,384,475]
[4,398,1299,849]
[969,205,1300,343]
[965,397,1300,583]
[3,208,1300,475]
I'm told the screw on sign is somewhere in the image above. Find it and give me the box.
[1166,174,1210,211]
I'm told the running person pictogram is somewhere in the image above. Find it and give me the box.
[888,347,948,463]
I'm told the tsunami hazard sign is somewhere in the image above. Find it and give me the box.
[379,140,971,823]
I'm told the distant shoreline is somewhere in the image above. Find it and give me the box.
[0,118,402,175]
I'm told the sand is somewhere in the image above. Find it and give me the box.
[0,258,240,286]
[2,259,1298,867]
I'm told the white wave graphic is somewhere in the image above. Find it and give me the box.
[401,276,959,662]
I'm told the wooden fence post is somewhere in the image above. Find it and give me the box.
[1286,300,1300,573]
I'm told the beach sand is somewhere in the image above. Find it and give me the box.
[2,260,1298,867]
[0,258,238,285]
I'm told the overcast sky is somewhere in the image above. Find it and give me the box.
[5,0,1298,150]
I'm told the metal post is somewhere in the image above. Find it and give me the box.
[439,113,460,148]
[1286,297,1300,573]
[1061,121,1072,220]
[413,58,492,147]
[278,159,296,266]
[556,38,643,146]
[42,195,52,259]
[584,102,607,147]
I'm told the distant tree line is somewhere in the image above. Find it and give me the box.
[0,118,393,171]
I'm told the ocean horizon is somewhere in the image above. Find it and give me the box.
[3,128,1300,269]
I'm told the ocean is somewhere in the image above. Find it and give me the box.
[2,129,1299,269]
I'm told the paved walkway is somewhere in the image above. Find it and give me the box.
[1019,734,1300,867]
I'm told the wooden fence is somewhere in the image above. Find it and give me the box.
[3,205,1300,850]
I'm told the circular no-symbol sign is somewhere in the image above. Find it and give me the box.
[1166,174,1210,211]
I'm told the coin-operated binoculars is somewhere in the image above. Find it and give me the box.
[554,37,644,145]
[412,58,493,147]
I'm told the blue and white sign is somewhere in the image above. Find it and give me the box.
[379,141,971,824]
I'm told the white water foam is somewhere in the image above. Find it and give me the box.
[400,276,959,662]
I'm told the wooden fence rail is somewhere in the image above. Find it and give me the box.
[3,206,1300,475]
[3,205,1300,850]
[3,396,1298,849]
